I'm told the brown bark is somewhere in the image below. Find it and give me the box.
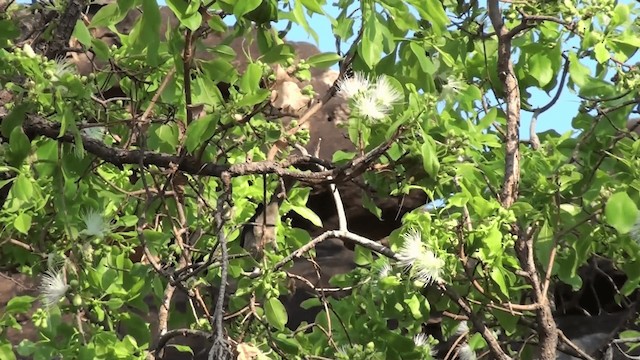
[487,1,559,358]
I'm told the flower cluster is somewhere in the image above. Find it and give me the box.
[397,229,444,285]
[337,72,402,121]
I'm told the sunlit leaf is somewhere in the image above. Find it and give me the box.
[605,192,638,234]
[265,297,288,331]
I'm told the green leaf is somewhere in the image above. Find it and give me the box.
[273,334,300,354]
[0,343,16,360]
[193,77,225,106]
[611,3,630,27]
[353,245,373,266]
[168,344,193,354]
[620,329,640,339]
[155,124,179,150]
[235,89,271,108]
[141,230,171,256]
[300,0,324,14]
[493,310,519,335]
[491,267,509,297]
[233,0,261,17]
[359,12,383,69]
[14,213,32,235]
[207,15,227,33]
[528,51,554,87]
[239,63,263,94]
[362,193,382,220]
[483,225,502,258]
[185,115,218,153]
[12,174,33,201]
[0,20,21,45]
[291,205,322,227]
[119,313,151,347]
[605,192,638,234]
[105,298,124,310]
[420,136,440,177]
[593,42,610,64]
[407,0,449,35]
[299,297,321,310]
[73,20,92,47]
[89,3,120,28]
[535,221,555,272]
[433,45,456,68]
[130,0,161,66]
[264,297,288,331]
[7,127,31,167]
[1,103,28,138]
[611,34,640,48]
[409,42,436,75]
[568,53,591,87]
[306,52,341,69]
[288,0,318,44]
[91,38,111,61]
[5,296,36,315]
[100,268,119,292]
[403,294,422,320]
[93,304,105,322]
[332,151,355,163]
[333,15,354,40]
[260,43,296,64]
[166,0,203,31]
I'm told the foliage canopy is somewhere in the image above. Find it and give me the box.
[2,0,640,359]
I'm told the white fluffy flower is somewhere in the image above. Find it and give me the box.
[458,343,476,360]
[337,72,371,99]
[371,75,402,108]
[413,333,429,347]
[81,210,109,238]
[354,93,387,120]
[39,268,69,308]
[339,72,402,121]
[413,333,437,357]
[413,249,445,285]
[397,229,424,269]
[46,253,66,271]
[53,58,76,78]
[46,58,76,82]
[441,75,467,99]
[378,260,393,279]
[397,229,444,285]
[455,321,470,335]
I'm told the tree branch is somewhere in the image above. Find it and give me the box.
[488,1,558,358]
[13,114,396,184]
